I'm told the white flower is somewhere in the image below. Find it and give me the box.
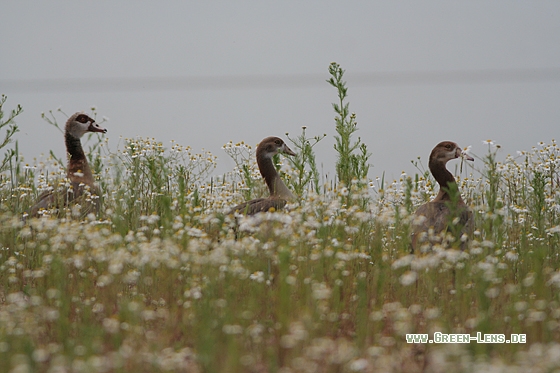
[350,359,369,371]
[312,282,332,300]
[400,271,417,286]
[249,271,265,283]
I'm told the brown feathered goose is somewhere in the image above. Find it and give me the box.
[230,136,296,215]
[411,141,474,252]
[28,112,107,218]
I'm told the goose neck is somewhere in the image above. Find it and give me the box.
[429,159,457,201]
[65,132,86,161]
[257,154,278,191]
[65,132,93,181]
[257,153,294,200]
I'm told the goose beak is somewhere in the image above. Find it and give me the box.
[461,150,474,161]
[281,143,296,156]
[88,122,108,134]
[454,146,473,161]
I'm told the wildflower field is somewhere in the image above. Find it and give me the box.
[2,66,560,372]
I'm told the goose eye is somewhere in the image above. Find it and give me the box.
[76,115,89,123]
[275,140,282,145]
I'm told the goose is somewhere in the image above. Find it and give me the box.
[28,112,107,218]
[230,136,296,215]
[411,141,474,252]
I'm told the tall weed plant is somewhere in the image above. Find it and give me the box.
[327,62,371,187]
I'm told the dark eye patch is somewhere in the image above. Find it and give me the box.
[76,114,91,123]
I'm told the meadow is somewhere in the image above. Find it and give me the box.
[1,65,560,372]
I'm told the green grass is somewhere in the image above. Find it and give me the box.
[1,86,560,372]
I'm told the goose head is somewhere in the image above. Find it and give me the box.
[66,113,107,139]
[430,141,474,164]
[257,137,296,159]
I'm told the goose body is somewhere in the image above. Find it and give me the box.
[29,113,107,218]
[230,136,295,215]
[411,141,474,252]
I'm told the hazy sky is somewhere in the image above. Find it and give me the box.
[2,1,560,182]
